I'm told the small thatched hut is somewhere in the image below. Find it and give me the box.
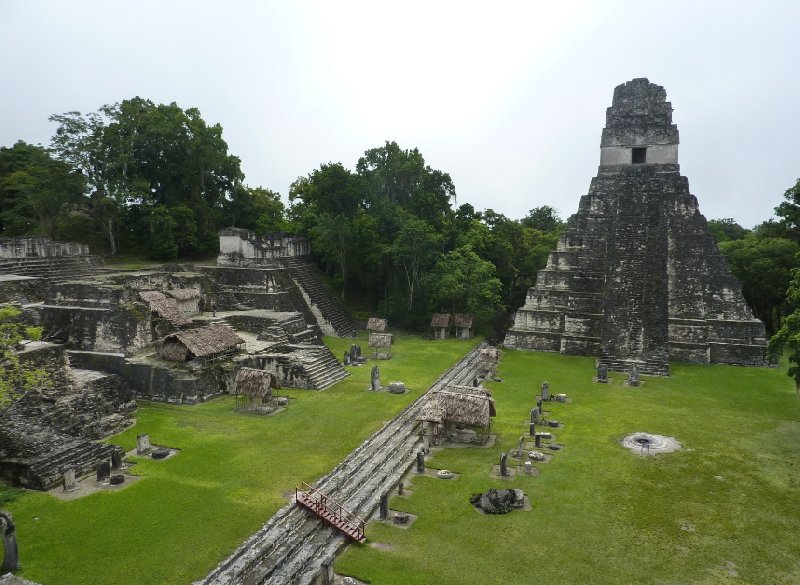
[158,324,245,363]
[430,313,450,339]
[139,290,190,326]
[166,288,201,316]
[453,314,474,339]
[234,367,281,413]
[417,385,496,445]
[367,317,388,332]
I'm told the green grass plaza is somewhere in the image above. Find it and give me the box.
[3,334,799,585]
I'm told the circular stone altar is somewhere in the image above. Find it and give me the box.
[436,470,454,479]
[621,432,681,455]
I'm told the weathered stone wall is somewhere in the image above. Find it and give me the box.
[0,236,90,259]
[67,350,232,404]
[217,228,310,266]
[0,275,47,304]
[504,78,766,373]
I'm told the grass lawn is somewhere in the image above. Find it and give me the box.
[2,334,478,585]
[336,350,800,585]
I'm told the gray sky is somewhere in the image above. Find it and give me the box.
[2,1,798,228]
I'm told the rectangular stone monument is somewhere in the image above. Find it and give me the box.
[63,469,78,492]
[136,433,151,455]
[96,460,111,482]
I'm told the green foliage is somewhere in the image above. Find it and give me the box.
[719,235,800,333]
[225,186,286,235]
[521,204,563,232]
[774,178,800,241]
[3,335,476,585]
[424,247,502,319]
[0,141,85,236]
[48,98,263,257]
[707,217,749,243]
[0,306,50,408]
[287,142,564,330]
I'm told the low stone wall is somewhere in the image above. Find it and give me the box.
[0,236,90,259]
[217,228,310,266]
[126,360,231,403]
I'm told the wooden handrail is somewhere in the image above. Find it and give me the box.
[296,482,367,542]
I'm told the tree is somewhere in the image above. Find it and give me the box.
[707,218,749,243]
[774,178,800,241]
[50,98,244,257]
[719,236,800,334]
[767,268,800,397]
[356,141,455,228]
[0,141,84,237]
[225,185,286,235]
[425,247,502,320]
[391,215,442,311]
[521,205,563,232]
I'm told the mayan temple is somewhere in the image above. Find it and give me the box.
[504,78,766,375]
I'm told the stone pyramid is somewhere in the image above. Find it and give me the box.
[504,78,766,375]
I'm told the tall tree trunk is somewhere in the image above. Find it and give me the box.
[106,217,117,256]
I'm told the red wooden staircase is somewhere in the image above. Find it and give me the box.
[295,482,367,544]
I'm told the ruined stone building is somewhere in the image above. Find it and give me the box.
[504,78,766,374]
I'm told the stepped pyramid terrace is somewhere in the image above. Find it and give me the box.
[504,78,766,375]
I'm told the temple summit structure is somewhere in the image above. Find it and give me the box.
[504,78,766,375]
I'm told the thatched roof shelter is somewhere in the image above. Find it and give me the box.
[139,290,190,326]
[367,317,387,332]
[166,288,200,301]
[454,314,474,328]
[235,367,280,398]
[418,385,496,429]
[430,313,450,328]
[368,332,393,348]
[158,324,244,362]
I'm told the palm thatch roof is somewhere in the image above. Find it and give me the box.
[418,385,496,428]
[453,313,474,328]
[367,317,387,332]
[235,367,279,397]
[430,313,450,328]
[368,332,393,348]
[158,324,244,361]
[166,288,200,301]
[139,290,190,326]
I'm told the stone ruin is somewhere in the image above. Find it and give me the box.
[0,229,361,489]
[505,78,766,374]
[0,341,132,490]
[470,488,526,514]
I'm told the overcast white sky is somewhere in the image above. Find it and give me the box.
[2,1,798,228]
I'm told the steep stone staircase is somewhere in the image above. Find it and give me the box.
[281,257,359,337]
[0,256,104,282]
